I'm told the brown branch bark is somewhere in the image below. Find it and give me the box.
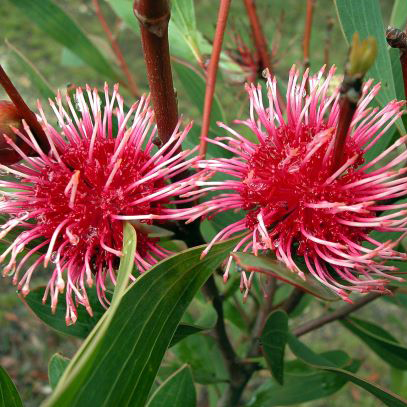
[134,0,178,147]
[93,0,139,97]
[293,292,382,337]
[0,64,49,153]
[199,0,232,158]
[386,27,407,100]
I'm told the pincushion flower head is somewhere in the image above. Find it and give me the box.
[187,65,407,302]
[0,84,203,324]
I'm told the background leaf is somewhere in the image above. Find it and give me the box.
[48,354,70,390]
[390,0,407,29]
[10,0,120,82]
[261,310,288,385]
[146,365,196,407]
[0,366,23,407]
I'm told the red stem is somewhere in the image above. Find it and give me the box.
[242,0,273,76]
[303,0,315,70]
[133,0,178,147]
[93,0,139,97]
[0,65,49,153]
[199,0,232,158]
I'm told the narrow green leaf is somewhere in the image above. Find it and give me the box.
[261,310,288,385]
[111,222,137,304]
[169,324,205,348]
[288,334,407,407]
[341,316,407,370]
[146,365,196,407]
[390,0,407,29]
[43,236,240,407]
[0,366,23,407]
[48,354,70,390]
[173,60,225,130]
[233,253,338,301]
[11,0,120,82]
[6,41,55,100]
[106,0,138,32]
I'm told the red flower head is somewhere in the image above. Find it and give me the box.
[188,65,407,301]
[0,84,203,324]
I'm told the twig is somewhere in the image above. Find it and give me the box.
[93,0,139,97]
[386,27,407,100]
[0,64,49,153]
[281,288,305,314]
[242,0,285,108]
[303,0,316,71]
[134,0,178,147]
[203,276,259,407]
[293,292,382,337]
[199,0,232,158]
[324,17,334,68]
[242,0,273,76]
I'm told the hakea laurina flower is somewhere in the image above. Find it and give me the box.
[0,85,205,324]
[185,65,407,302]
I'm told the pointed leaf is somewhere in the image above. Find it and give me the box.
[288,334,407,407]
[0,366,23,407]
[43,236,240,407]
[233,253,338,301]
[169,324,205,348]
[48,354,70,390]
[11,0,120,82]
[341,316,407,370]
[261,310,288,385]
[6,41,55,100]
[146,365,196,407]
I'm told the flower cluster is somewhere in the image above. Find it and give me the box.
[187,66,407,301]
[0,85,203,324]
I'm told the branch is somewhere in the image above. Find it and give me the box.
[0,64,49,153]
[199,0,232,158]
[293,292,382,337]
[93,0,139,97]
[386,27,407,100]
[281,288,305,314]
[134,0,178,146]
[303,0,316,70]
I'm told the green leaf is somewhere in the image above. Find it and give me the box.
[169,324,205,348]
[390,0,407,29]
[111,222,137,304]
[6,40,55,100]
[334,0,405,147]
[261,310,288,385]
[288,334,407,407]
[23,285,109,339]
[170,0,201,63]
[341,316,407,370]
[48,354,70,390]
[232,253,339,301]
[43,236,240,407]
[0,366,23,407]
[173,60,225,130]
[11,0,120,82]
[106,0,138,32]
[146,365,196,407]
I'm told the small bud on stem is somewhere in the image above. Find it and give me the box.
[331,33,377,173]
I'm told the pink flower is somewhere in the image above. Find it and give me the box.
[188,66,407,301]
[0,84,202,324]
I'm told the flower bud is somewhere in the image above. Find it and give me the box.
[0,100,34,165]
[348,32,377,77]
